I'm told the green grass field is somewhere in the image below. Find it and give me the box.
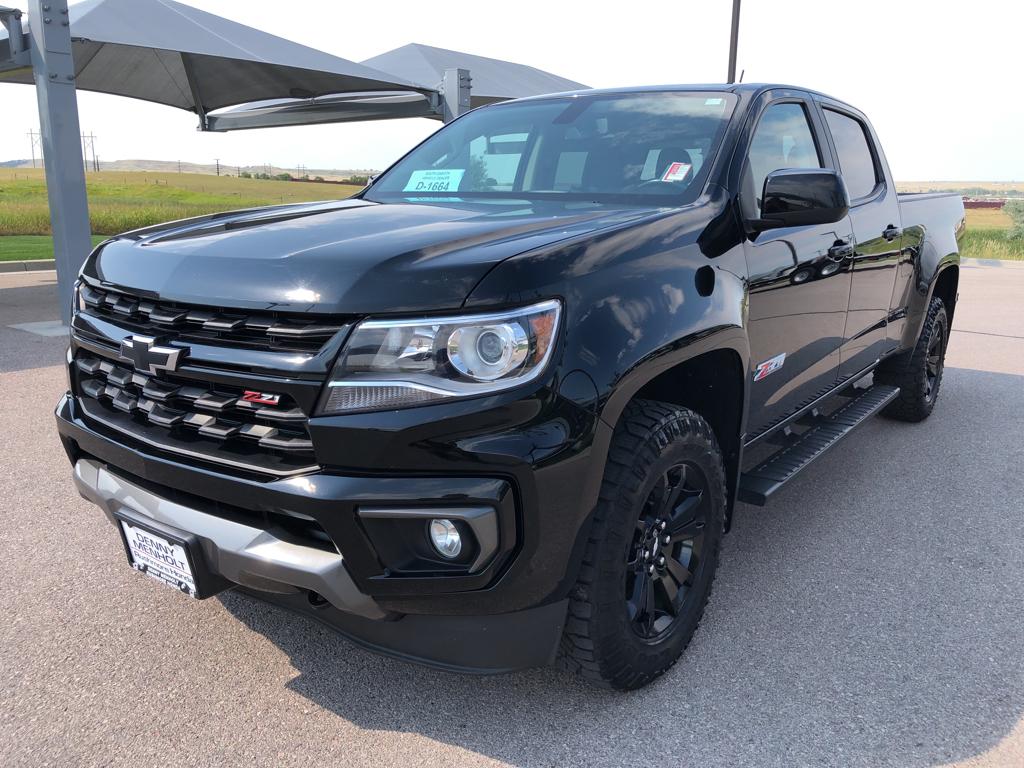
[0,235,106,262]
[0,167,360,254]
[1,169,1021,260]
[957,207,1023,261]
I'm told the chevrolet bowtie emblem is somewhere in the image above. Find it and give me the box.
[119,335,185,375]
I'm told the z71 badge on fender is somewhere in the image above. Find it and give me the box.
[753,352,786,382]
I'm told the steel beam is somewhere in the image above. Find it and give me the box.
[441,68,471,123]
[27,0,92,325]
[0,6,31,69]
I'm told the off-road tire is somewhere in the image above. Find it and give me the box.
[875,296,949,422]
[559,399,727,690]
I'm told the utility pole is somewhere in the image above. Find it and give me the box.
[80,132,97,173]
[214,158,220,176]
[727,0,741,84]
[26,129,42,168]
[177,159,182,173]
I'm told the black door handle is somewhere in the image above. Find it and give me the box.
[883,225,902,242]
[827,242,854,261]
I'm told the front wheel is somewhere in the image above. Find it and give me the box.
[560,400,727,690]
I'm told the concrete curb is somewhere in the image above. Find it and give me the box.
[0,259,57,273]
[961,257,1024,268]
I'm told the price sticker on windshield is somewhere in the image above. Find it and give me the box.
[661,162,692,183]
[404,169,465,192]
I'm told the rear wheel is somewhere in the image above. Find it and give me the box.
[876,296,949,422]
[560,400,727,690]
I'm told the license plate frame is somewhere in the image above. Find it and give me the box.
[114,510,215,599]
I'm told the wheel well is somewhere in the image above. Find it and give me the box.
[933,265,959,323]
[633,349,745,522]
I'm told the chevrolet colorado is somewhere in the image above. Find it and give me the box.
[56,84,965,689]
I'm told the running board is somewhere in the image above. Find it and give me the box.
[737,384,900,506]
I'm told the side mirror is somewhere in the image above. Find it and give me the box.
[750,168,850,231]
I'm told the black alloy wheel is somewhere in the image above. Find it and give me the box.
[626,462,709,640]
[924,318,945,404]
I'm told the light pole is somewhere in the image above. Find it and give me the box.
[727,0,741,84]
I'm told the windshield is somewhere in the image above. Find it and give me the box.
[366,91,737,207]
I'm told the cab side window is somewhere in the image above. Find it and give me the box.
[743,103,822,217]
[823,109,880,201]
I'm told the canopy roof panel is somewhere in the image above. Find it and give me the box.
[0,0,426,113]
[362,43,588,107]
[0,0,589,125]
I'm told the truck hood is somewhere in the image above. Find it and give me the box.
[87,199,657,314]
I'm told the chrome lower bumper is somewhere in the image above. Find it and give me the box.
[73,458,386,619]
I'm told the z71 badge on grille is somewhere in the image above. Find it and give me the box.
[242,390,281,406]
[120,335,185,375]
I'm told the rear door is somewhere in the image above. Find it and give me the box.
[738,94,855,436]
[816,101,903,379]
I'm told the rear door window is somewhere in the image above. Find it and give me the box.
[823,109,881,200]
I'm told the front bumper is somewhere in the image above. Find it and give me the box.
[55,393,594,671]
[73,457,385,619]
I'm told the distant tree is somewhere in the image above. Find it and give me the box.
[314,176,325,182]
[239,171,252,179]
[345,175,370,185]
[275,173,293,181]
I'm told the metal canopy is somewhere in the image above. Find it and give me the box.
[207,46,589,131]
[0,0,589,323]
[0,0,429,126]
[362,43,587,107]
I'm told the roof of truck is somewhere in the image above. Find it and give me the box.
[510,82,846,105]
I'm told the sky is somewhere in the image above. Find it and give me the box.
[1,0,1022,181]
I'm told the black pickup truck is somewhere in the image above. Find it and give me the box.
[56,84,965,689]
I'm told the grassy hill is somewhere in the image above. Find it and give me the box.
[0,168,361,238]
[896,181,1024,197]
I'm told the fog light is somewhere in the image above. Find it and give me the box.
[429,518,462,559]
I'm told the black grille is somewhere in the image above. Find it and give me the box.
[79,283,345,354]
[74,352,317,475]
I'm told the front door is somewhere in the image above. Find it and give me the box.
[740,99,855,437]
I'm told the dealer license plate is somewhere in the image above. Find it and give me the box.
[119,520,198,598]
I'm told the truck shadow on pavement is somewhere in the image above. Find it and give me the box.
[221,366,1024,767]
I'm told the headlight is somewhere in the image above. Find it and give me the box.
[319,299,561,414]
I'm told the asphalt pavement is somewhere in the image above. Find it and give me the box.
[1,261,1022,767]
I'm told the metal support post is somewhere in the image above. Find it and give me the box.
[441,68,471,123]
[0,5,29,69]
[27,0,92,325]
